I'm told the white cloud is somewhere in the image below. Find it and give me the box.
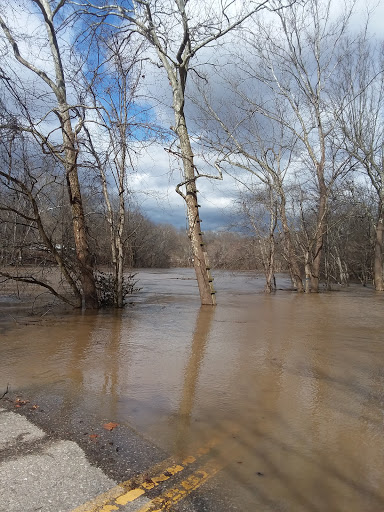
[128,140,240,230]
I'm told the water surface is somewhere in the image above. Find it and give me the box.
[1,269,383,511]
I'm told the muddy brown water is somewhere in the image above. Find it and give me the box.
[1,269,384,511]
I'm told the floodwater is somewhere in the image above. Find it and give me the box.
[1,269,384,511]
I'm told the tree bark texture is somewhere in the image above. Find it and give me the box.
[178,123,216,305]
[374,204,384,291]
[176,106,216,305]
[61,111,99,308]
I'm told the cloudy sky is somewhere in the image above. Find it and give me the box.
[120,0,384,231]
[130,142,239,231]
[1,0,383,232]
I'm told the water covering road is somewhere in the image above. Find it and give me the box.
[1,269,384,511]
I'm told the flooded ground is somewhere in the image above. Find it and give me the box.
[1,269,384,511]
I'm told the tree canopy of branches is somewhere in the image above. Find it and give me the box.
[75,0,297,304]
[0,0,98,307]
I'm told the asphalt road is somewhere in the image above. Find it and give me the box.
[0,398,235,512]
[0,406,117,512]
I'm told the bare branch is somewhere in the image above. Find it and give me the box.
[0,14,58,94]
[0,271,78,307]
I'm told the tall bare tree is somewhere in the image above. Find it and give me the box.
[194,79,305,291]
[78,0,293,305]
[230,0,355,292]
[334,35,384,290]
[0,0,98,307]
[78,33,151,307]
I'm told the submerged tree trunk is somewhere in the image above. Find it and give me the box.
[374,202,384,291]
[264,194,277,293]
[177,112,216,305]
[310,190,327,293]
[264,239,276,293]
[304,251,311,294]
[283,227,304,292]
[336,253,349,285]
[280,196,304,292]
[62,112,98,308]
[116,175,126,308]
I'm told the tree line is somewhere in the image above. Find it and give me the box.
[0,0,383,307]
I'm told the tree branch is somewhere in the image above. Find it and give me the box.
[0,14,58,94]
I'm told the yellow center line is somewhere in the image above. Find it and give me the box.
[70,458,174,512]
[134,458,224,512]
[71,435,226,512]
[114,464,185,507]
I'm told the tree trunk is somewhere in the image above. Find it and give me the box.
[264,240,275,293]
[336,251,349,285]
[177,113,216,305]
[116,189,125,308]
[264,195,277,293]
[373,204,384,291]
[186,192,216,305]
[116,250,124,307]
[280,197,304,292]
[304,251,311,293]
[62,114,98,308]
[310,172,327,293]
[42,1,98,308]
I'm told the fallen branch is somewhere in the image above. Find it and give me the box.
[0,271,78,307]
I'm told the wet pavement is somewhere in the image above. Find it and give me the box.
[1,269,384,511]
[0,407,116,512]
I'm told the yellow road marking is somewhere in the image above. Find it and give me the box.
[115,487,145,505]
[134,458,223,512]
[71,436,224,512]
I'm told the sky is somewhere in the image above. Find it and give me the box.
[1,0,383,232]
[116,0,384,231]
[130,142,239,230]
[0,0,243,231]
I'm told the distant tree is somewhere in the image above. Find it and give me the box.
[238,186,278,292]
[220,0,355,292]
[205,230,274,272]
[322,182,376,287]
[334,35,384,290]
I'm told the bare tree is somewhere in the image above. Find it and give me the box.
[0,0,98,307]
[194,79,305,291]
[322,181,375,287]
[78,33,151,307]
[76,0,294,305]
[230,0,356,292]
[237,185,278,292]
[334,35,384,290]
[0,131,83,306]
